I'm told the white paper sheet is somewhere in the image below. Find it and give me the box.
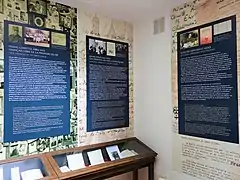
[120,149,137,158]
[66,153,85,171]
[60,166,71,173]
[87,149,104,166]
[21,169,43,180]
[11,167,20,180]
[106,145,122,161]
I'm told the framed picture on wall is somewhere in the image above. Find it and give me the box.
[28,0,47,16]
[0,0,4,14]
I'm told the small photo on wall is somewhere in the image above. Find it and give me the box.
[0,22,3,34]
[29,13,45,27]
[28,140,37,154]
[0,0,3,13]
[116,43,128,58]
[6,0,13,9]
[46,18,59,30]
[8,24,22,43]
[107,42,116,56]
[200,26,213,45]
[57,3,71,15]
[15,1,21,11]
[59,15,72,29]
[28,0,47,16]
[0,60,3,72]
[51,32,66,46]
[20,11,28,22]
[24,27,50,47]
[9,144,19,157]
[15,0,27,12]
[180,30,199,49]
[57,3,73,29]
[47,4,58,18]
[36,138,50,153]
[50,137,58,148]
[18,142,28,155]
[89,38,107,55]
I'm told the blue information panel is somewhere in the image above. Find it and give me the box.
[178,16,239,143]
[86,36,129,131]
[4,21,70,142]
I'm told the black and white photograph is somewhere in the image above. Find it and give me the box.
[45,18,59,30]
[6,9,19,21]
[59,14,72,29]
[29,13,45,27]
[0,22,2,34]
[89,38,107,55]
[20,11,27,22]
[47,4,59,23]
[56,3,71,15]
[71,51,77,59]
[36,138,50,153]
[28,140,37,154]
[15,0,27,12]
[14,13,20,21]
[18,142,27,155]
[111,151,120,160]
[9,144,19,157]
[0,96,3,115]
[0,0,3,13]
[0,60,3,72]
[24,27,50,47]
[57,3,73,29]
[70,24,77,38]
[15,2,21,10]
[50,137,58,148]
[106,145,122,161]
[8,24,22,43]
[58,136,63,144]
[6,0,13,9]
[116,43,128,58]
[28,0,47,15]
[0,143,5,160]
[180,30,199,49]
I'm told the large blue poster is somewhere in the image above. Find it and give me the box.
[178,16,238,143]
[86,36,129,131]
[4,21,70,142]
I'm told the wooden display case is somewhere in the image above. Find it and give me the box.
[0,154,57,180]
[46,137,157,180]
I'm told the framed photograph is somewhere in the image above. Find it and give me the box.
[20,11,28,23]
[28,0,47,16]
[6,0,12,9]
[28,140,37,154]
[28,13,45,27]
[0,0,3,13]
[24,27,50,47]
[8,24,23,43]
[47,4,59,23]
[9,144,20,157]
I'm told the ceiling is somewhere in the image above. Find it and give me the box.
[59,0,186,22]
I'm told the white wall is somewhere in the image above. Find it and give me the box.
[133,8,173,180]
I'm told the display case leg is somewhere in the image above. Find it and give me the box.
[133,170,138,180]
[148,163,154,180]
